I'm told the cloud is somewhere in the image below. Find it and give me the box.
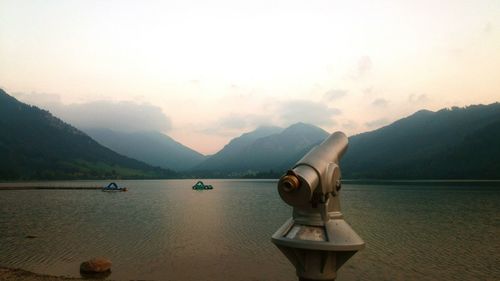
[323,89,348,101]
[365,118,389,129]
[200,99,342,137]
[347,56,373,80]
[372,98,389,107]
[342,120,358,130]
[218,113,271,130]
[199,98,342,138]
[200,113,273,136]
[358,56,372,74]
[12,92,172,133]
[483,21,493,33]
[57,101,172,132]
[279,100,341,126]
[409,93,429,104]
[362,87,374,95]
[448,48,463,57]
[356,56,372,78]
[13,91,62,107]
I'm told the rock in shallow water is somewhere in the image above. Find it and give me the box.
[80,257,112,273]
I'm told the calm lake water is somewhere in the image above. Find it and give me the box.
[0,180,499,281]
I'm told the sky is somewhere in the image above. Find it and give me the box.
[1,0,499,154]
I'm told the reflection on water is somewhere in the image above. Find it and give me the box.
[0,180,499,281]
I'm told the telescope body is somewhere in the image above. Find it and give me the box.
[278,131,347,209]
[272,132,364,281]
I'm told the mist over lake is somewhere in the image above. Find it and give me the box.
[1,180,498,281]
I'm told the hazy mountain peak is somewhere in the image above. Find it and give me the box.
[284,122,326,132]
[288,121,310,127]
[343,102,500,179]
[0,90,174,180]
[220,125,283,150]
[83,128,206,171]
[412,109,434,116]
[254,125,283,133]
[193,122,329,174]
[280,123,329,139]
[239,125,283,139]
[1,88,23,104]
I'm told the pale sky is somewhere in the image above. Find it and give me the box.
[1,0,499,154]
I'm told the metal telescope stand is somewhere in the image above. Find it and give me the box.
[272,132,364,281]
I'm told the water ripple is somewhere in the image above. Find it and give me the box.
[0,180,499,281]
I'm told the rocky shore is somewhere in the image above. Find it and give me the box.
[0,267,105,281]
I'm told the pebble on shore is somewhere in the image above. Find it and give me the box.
[0,266,104,281]
[79,258,112,274]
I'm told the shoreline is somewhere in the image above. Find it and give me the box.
[0,186,101,190]
[1,178,500,191]
[0,267,105,281]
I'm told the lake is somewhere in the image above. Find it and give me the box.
[0,180,499,281]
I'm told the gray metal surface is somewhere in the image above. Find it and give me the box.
[272,131,364,281]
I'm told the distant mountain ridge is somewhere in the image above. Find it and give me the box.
[342,103,500,179]
[2,86,499,180]
[192,103,500,179]
[83,128,206,171]
[193,123,329,175]
[0,89,175,180]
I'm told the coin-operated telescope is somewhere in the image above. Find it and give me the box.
[272,132,364,281]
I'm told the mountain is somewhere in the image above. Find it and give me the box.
[341,103,500,179]
[3,84,498,180]
[193,123,329,175]
[0,89,175,180]
[193,125,283,173]
[194,104,500,179]
[83,128,206,171]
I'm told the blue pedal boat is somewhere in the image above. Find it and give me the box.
[102,182,127,192]
[192,181,213,190]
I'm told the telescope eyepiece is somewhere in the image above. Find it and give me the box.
[279,171,300,193]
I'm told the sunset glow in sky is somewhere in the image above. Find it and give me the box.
[1,0,499,154]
